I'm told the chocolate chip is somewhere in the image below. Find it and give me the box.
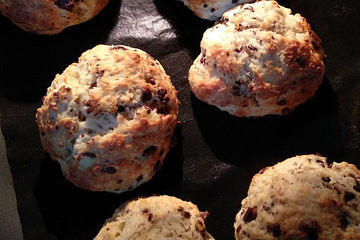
[218,17,229,24]
[243,206,257,223]
[145,77,155,85]
[232,86,241,96]
[54,0,78,11]
[200,55,206,65]
[142,89,152,102]
[353,181,360,192]
[259,167,268,174]
[339,211,349,230]
[300,221,320,240]
[157,89,167,102]
[235,47,243,53]
[90,82,97,89]
[136,175,143,182]
[295,57,307,67]
[83,152,96,158]
[143,209,149,213]
[322,177,331,183]
[117,105,125,113]
[244,6,254,12]
[184,211,191,218]
[236,225,241,233]
[344,191,356,202]
[210,8,215,12]
[78,112,86,121]
[142,146,157,157]
[157,106,170,115]
[102,167,116,174]
[148,213,153,221]
[203,4,207,8]
[232,0,239,3]
[316,159,326,167]
[110,46,127,51]
[276,98,286,105]
[267,224,281,237]
[116,179,123,184]
[178,206,184,212]
[96,70,104,78]
[248,45,258,51]
[235,80,242,85]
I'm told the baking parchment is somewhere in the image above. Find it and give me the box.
[0,128,23,240]
[0,0,359,239]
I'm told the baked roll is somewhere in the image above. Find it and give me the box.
[189,1,325,117]
[234,155,360,239]
[95,195,214,240]
[36,45,180,192]
[0,0,109,34]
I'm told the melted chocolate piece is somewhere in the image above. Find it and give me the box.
[300,221,320,240]
[321,176,331,183]
[243,206,257,223]
[142,89,152,102]
[267,224,281,237]
[344,191,356,202]
[54,0,78,11]
[142,146,157,157]
[102,166,117,174]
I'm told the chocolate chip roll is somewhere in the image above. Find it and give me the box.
[0,0,109,34]
[189,1,325,117]
[234,154,360,239]
[36,44,179,192]
[95,195,214,239]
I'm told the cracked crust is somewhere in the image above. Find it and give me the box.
[0,0,109,34]
[95,195,214,240]
[36,44,180,192]
[180,0,255,21]
[189,1,325,117]
[234,155,360,240]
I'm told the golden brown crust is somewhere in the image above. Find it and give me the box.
[0,0,109,34]
[36,45,179,192]
[189,1,325,117]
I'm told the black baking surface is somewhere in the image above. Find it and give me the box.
[0,0,359,239]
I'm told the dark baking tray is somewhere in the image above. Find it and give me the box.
[1,0,360,239]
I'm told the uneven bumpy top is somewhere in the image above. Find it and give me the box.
[0,0,109,34]
[180,0,254,21]
[234,155,360,240]
[95,195,214,240]
[36,45,179,192]
[189,0,325,117]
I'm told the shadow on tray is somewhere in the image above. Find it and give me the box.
[153,0,212,59]
[192,77,345,168]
